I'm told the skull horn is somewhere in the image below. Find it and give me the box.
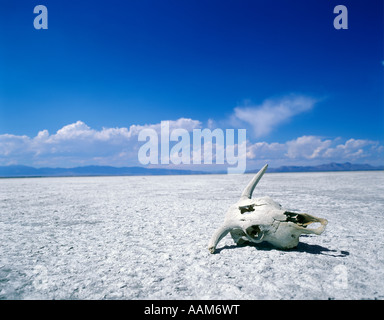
[208,222,238,254]
[240,164,268,200]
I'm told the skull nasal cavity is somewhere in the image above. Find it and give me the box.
[246,225,261,238]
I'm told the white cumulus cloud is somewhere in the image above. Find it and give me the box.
[234,95,317,137]
[247,135,383,165]
[0,118,202,167]
[0,113,382,169]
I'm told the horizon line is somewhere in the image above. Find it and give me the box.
[0,162,383,178]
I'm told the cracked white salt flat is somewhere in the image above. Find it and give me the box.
[0,171,384,299]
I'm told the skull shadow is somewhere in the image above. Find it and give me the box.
[214,240,349,257]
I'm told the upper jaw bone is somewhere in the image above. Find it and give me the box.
[290,214,328,235]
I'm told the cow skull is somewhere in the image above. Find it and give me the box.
[208,164,328,253]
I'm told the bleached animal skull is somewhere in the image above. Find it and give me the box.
[208,164,327,253]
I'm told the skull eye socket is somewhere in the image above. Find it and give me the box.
[246,225,261,238]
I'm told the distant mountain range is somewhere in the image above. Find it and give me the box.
[0,165,206,177]
[250,162,384,173]
[0,162,382,177]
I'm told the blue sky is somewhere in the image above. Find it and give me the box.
[0,0,383,170]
